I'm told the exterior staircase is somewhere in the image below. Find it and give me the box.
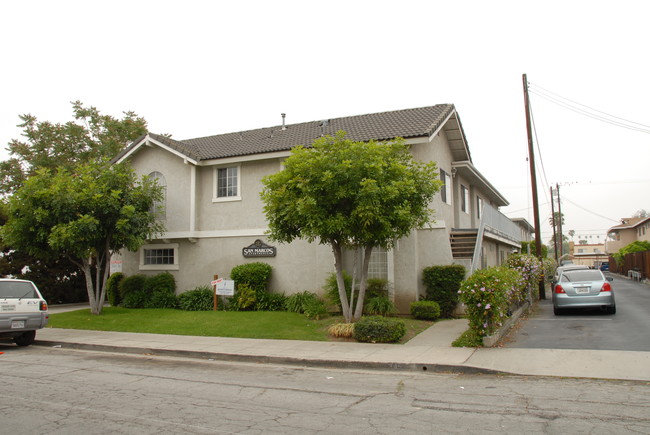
[450,230,478,259]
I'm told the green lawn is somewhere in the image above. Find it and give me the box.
[48,307,434,343]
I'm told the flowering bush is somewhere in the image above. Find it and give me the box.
[505,254,543,305]
[542,258,557,283]
[458,266,521,337]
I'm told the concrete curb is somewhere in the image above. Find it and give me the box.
[33,339,507,376]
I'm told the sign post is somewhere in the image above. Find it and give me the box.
[210,276,235,311]
[211,274,219,311]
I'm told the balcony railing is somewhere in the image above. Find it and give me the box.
[471,204,522,272]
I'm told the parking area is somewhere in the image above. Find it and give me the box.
[504,274,650,351]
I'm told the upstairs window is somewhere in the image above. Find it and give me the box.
[440,170,451,205]
[461,185,469,214]
[214,166,241,202]
[476,196,484,220]
[149,171,166,220]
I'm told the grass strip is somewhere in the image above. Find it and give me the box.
[49,307,435,343]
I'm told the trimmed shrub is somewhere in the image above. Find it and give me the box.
[285,291,320,313]
[256,292,287,311]
[303,297,328,320]
[230,262,273,292]
[146,291,178,309]
[118,274,147,307]
[422,264,465,318]
[106,272,124,307]
[121,289,148,308]
[353,316,406,343]
[144,272,176,294]
[178,286,214,311]
[364,296,397,316]
[410,300,441,320]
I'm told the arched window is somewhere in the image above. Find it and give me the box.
[149,171,166,220]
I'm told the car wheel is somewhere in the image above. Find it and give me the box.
[607,305,616,315]
[13,330,36,346]
[553,306,562,316]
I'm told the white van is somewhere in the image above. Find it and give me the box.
[0,279,49,346]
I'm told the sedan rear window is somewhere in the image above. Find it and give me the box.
[561,270,604,282]
[0,281,38,298]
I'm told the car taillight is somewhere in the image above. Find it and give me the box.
[554,285,565,294]
[40,301,48,311]
[600,282,612,292]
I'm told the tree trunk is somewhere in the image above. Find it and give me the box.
[353,245,373,321]
[94,244,111,314]
[331,240,352,323]
[80,258,101,315]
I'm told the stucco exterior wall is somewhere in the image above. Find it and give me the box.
[453,174,473,228]
[118,236,335,295]
[196,159,279,232]
[129,146,192,233]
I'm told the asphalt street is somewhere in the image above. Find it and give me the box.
[2,346,649,434]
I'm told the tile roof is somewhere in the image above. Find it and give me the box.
[120,104,457,162]
[608,216,650,231]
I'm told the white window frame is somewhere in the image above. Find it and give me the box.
[213,165,241,202]
[367,247,389,280]
[440,170,451,205]
[139,243,179,271]
[461,185,469,214]
[149,171,166,220]
[476,196,483,220]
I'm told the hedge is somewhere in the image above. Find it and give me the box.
[422,264,465,317]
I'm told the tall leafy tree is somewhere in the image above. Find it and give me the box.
[0,101,147,196]
[261,132,441,322]
[1,163,164,314]
[0,102,148,303]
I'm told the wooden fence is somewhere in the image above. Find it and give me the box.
[609,250,650,280]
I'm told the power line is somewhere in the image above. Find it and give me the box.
[530,83,650,129]
[528,98,551,201]
[560,195,619,223]
[528,83,650,134]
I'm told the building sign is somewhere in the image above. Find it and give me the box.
[242,239,277,258]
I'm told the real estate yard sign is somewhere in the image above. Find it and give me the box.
[211,276,235,311]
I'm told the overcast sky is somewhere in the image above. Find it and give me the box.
[2,0,648,243]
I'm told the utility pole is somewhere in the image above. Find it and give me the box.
[522,74,546,300]
[556,183,564,259]
[550,186,558,263]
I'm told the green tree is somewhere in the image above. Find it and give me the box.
[1,162,164,314]
[521,240,548,258]
[612,240,650,266]
[0,101,147,196]
[261,131,441,323]
[0,102,147,303]
[1,198,88,303]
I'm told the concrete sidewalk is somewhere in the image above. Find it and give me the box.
[34,307,650,382]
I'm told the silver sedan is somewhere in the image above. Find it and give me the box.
[552,269,616,315]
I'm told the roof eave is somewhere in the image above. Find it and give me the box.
[452,160,509,207]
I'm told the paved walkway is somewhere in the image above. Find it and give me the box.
[34,305,650,382]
